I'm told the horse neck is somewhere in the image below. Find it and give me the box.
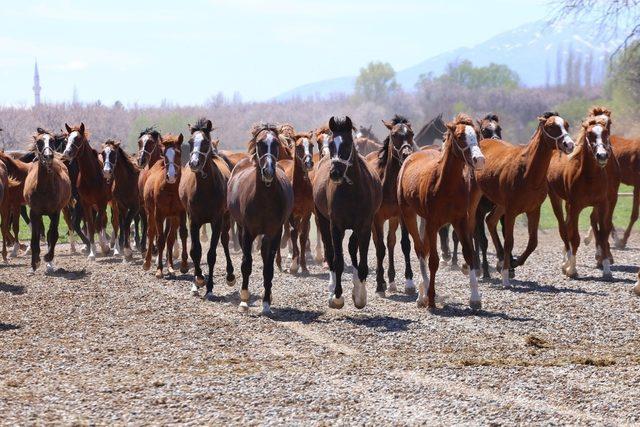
[435,141,465,191]
[0,153,29,179]
[35,160,55,189]
[345,146,362,183]
[148,143,162,167]
[575,136,601,176]
[381,145,401,193]
[292,153,309,187]
[522,129,555,184]
[77,141,101,179]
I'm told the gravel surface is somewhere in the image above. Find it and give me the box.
[1,228,639,425]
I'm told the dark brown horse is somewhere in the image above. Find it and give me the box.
[547,111,613,279]
[475,112,574,286]
[0,151,30,260]
[415,113,446,147]
[61,123,112,260]
[313,116,382,309]
[23,129,71,272]
[142,134,188,278]
[365,115,418,295]
[179,118,235,299]
[100,140,140,261]
[227,123,293,314]
[398,113,485,310]
[276,132,315,274]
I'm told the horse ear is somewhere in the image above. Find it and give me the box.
[206,120,213,133]
[177,133,184,144]
[344,116,354,131]
[446,120,457,132]
[476,119,482,128]
[382,120,393,130]
[65,123,72,133]
[187,123,193,133]
[114,141,121,147]
[329,117,336,132]
[80,123,85,134]
[37,127,45,134]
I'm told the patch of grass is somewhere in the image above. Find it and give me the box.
[525,335,551,349]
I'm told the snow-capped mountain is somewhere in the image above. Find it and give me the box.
[275,19,626,100]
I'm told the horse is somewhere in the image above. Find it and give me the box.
[100,140,140,261]
[547,111,614,279]
[227,123,293,314]
[414,113,446,147]
[398,113,485,310]
[142,134,189,278]
[136,127,163,253]
[22,129,71,272]
[354,125,383,155]
[313,116,382,309]
[365,115,418,295]
[275,132,315,274]
[475,112,575,287]
[179,118,235,299]
[0,151,31,260]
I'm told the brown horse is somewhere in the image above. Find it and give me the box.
[475,112,575,286]
[365,115,418,295]
[227,123,293,314]
[547,112,614,279]
[0,150,31,260]
[276,132,315,274]
[142,134,188,278]
[179,118,235,299]
[354,125,383,155]
[136,127,163,253]
[398,113,485,310]
[100,140,140,261]
[313,116,382,309]
[61,123,112,260]
[23,129,71,272]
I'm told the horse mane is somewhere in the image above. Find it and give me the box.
[316,124,330,135]
[588,106,611,118]
[247,122,288,155]
[139,126,161,139]
[441,113,475,152]
[161,134,182,148]
[331,117,354,133]
[190,118,213,133]
[567,115,609,160]
[541,111,559,120]
[483,113,499,122]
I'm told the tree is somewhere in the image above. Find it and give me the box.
[435,60,520,90]
[607,40,640,114]
[354,61,399,103]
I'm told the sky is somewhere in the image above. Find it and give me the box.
[0,0,555,106]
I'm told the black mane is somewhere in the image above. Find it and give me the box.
[191,117,212,133]
[483,113,499,122]
[542,111,559,119]
[139,126,160,139]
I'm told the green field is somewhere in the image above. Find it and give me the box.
[14,184,637,243]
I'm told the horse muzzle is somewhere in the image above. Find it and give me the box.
[189,158,202,173]
[561,137,575,154]
[102,169,113,180]
[304,156,314,172]
[137,155,147,167]
[261,166,275,185]
[329,165,346,182]
[596,152,609,167]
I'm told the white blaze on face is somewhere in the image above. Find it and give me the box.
[42,134,52,155]
[103,146,113,172]
[464,125,485,169]
[191,131,205,164]
[65,131,79,155]
[302,138,311,157]
[554,116,574,150]
[333,135,343,158]
[166,147,177,183]
[592,125,608,158]
[264,132,274,168]
[321,134,330,157]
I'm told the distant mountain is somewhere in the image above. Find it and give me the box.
[275,19,625,100]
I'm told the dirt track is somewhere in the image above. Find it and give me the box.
[1,229,639,425]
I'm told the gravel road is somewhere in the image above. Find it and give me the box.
[1,228,639,425]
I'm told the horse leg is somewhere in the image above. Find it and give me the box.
[512,206,541,270]
[329,222,346,309]
[387,217,399,293]
[399,221,414,292]
[417,227,435,309]
[620,185,639,249]
[110,204,120,254]
[261,231,281,314]
[313,214,324,264]
[316,212,335,293]
[475,208,490,280]
[204,220,222,301]
[97,207,110,255]
[165,217,179,275]
[122,208,136,261]
[438,224,451,262]
[11,207,23,252]
[140,210,148,253]
[61,206,76,254]
[82,203,97,261]
[372,216,386,294]
[44,212,60,273]
[564,204,582,279]
[143,208,156,271]
[596,202,613,279]
[189,220,204,293]
[500,214,516,287]
[400,210,425,295]
[239,230,255,313]
[347,232,358,272]
[450,229,459,270]
[179,212,189,274]
[486,205,506,272]
[605,192,618,262]
[289,217,301,274]
[73,202,90,250]
[221,214,236,286]
[353,226,372,308]
[299,213,311,274]
[454,220,481,311]
[154,214,167,278]
[30,212,42,272]
[1,208,9,262]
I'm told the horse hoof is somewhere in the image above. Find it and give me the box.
[632,281,640,296]
[45,262,55,274]
[461,263,469,276]
[123,248,133,260]
[289,259,299,274]
[376,291,386,298]
[205,292,215,301]
[328,295,344,309]
[191,284,199,296]
[441,253,451,262]
[405,280,416,295]
[387,281,397,293]
[417,295,428,308]
[167,266,175,275]
[615,239,626,250]
[240,289,250,303]
[155,269,163,279]
[142,261,150,271]
[262,301,272,315]
[195,276,205,287]
[602,272,613,281]
[226,275,236,287]
[469,299,482,312]
[482,274,491,282]
[449,263,459,271]
[88,254,96,262]
[238,302,249,313]
[180,263,189,274]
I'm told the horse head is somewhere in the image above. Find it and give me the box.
[382,114,417,164]
[478,113,502,140]
[315,125,332,159]
[538,112,574,155]
[294,132,314,173]
[137,126,162,167]
[187,118,215,174]
[62,122,88,160]
[582,112,612,168]
[445,113,485,170]
[100,140,121,181]
[328,116,356,184]
[33,127,55,166]
[160,134,183,184]
[250,123,287,186]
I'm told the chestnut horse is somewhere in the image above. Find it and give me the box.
[547,112,613,279]
[61,123,112,260]
[0,151,31,260]
[23,129,71,272]
[475,112,575,286]
[143,134,188,278]
[227,123,293,314]
[365,115,418,295]
[101,140,140,261]
[179,118,235,299]
[136,127,163,253]
[276,132,315,274]
[398,113,485,310]
[313,116,382,309]
[354,125,383,155]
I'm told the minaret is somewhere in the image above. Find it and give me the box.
[33,60,41,107]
